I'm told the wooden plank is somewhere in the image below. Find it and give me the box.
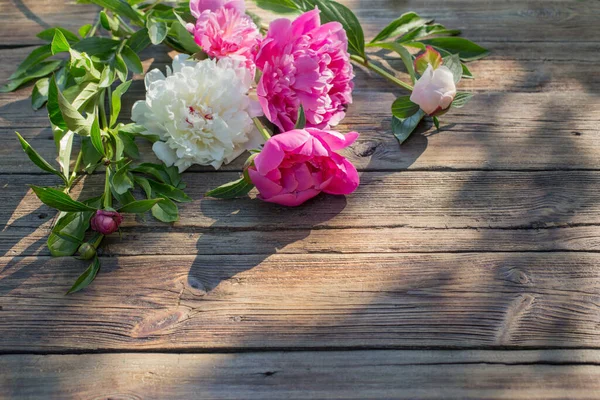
[2,253,600,351]
[5,224,600,257]
[3,350,600,399]
[2,0,599,46]
[2,171,600,230]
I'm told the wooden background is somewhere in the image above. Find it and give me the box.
[2,0,600,398]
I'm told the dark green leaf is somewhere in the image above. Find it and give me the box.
[55,80,93,135]
[37,27,79,43]
[371,12,428,43]
[121,45,143,74]
[110,80,131,127]
[72,37,120,56]
[30,186,98,212]
[114,54,128,82]
[90,118,105,156]
[51,30,71,54]
[48,209,95,256]
[452,92,473,108]
[206,177,254,199]
[419,37,490,62]
[0,60,62,93]
[312,0,365,58]
[443,54,462,84]
[147,179,192,202]
[398,24,459,43]
[126,28,152,53]
[81,137,103,174]
[117,198,161,213]
[88,0,143,24]
[147,15,168,45]
[368,42,416,83]
[132,163,173,185]
[48,75,67,129]
[391,96,420,119]
[15,132,66,182]
[254,0,300,14]
[31,78,49,110]
[119,131,140,159]
[168,20,202,54]
[66,257,101,294]
[9,45,53,80]
[294,105,306,129]
[433,116,440,130]
[391,110,425,145]
[462,63,474,79]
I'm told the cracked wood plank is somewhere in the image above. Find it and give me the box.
[1,253,600,351]
[3,350,600,399]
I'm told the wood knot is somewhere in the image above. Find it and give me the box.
[352,142,379,157]
[131,309,188,338]
[504,268,531,285]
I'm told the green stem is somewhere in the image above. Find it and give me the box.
[103,166,112,209]
[68,150,84,187]
[99,90,108,129]
[88,18,101,38]
[253,117,272,141]
[116,16,135,34]
[91,233,104,249]
[350,54,413,92]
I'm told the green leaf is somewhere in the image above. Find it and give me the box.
[30,186,98,212]
[117,199,161,213]
[81,137,103,174]
[443,54,462,84]
[147,15,168,45]
[88,0,143,24]
[63,81,99,110]
[120,45,143,74]
[312,0,365,58]
[0,60,62,93]
[132,163,174,185]
[118,131,140,159]
[15,132,66,183]
[391,110,425,145]
[31,78,50,110]
[433,116,440,130]
[368,42,416,83]
[98,66,115,88]
[72,37,120,56]
[9,45,53,80]
[151,197,179,222]
[126,28,152,53]
[110,80,131,127]
[51,30,71,54]
[419,37,490,62]
[371,12,428,43]
[55,80,94,135]
[451,92,473,108]
[147,179,192,202]
[47,75,67,129]
[79,24,93,38]
[114,54,128,82]
[462,63,474,79]
[90,118,105,156]
[37,27,79,44]
[414,45,442,76]
[168,20,202,54]
[391,96,420,119]
[206,177,254,199]
[48,208,95,256]
[254,0,300,14]
[398,24,459,43]
[66,257,101,294]
[53,127,74,178]
[294,105,306,129]
[111,162,134,195]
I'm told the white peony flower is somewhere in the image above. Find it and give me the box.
[132,55,263,172]
[410,64,456,116]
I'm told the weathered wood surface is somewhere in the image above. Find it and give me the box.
[3,350,600,399]
[2,0,600,397]
[2,253,600,351]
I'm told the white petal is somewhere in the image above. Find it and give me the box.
[144,69,166,89]
[152,141,178,168]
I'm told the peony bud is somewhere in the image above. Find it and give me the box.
[77,242,97,260]
[410,64,456,116]
[90,210,123,235]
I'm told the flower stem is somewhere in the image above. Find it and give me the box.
[350,54,413,92]
[99,90,108,129]
[67,150,83,188]
[253,117,272,142]
[104,166,112,209]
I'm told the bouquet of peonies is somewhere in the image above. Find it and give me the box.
[3,0,488,292]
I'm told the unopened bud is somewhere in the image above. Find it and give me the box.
[77,242,97,260]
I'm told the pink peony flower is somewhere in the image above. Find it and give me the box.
[90,210,123,235]
[255,9,354,133]
[247,128,360,206]
[188,1,261,72]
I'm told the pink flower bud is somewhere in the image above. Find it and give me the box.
[410,64,456,116]
[90,210,123,235]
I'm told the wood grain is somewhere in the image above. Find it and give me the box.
[2,253,600,351]
[3,171,600,230]
[3,350,600,399]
